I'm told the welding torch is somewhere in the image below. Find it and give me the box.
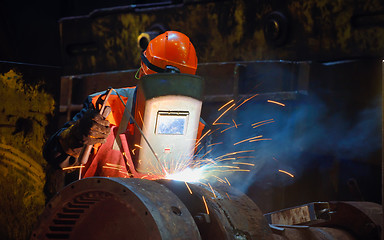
[78,87,113,179]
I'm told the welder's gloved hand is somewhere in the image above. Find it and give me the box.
[59,107,111,158]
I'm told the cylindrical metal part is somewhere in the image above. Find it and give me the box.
[156,179,274,240]
[31,177,274,240]
[31,177,201,240]
[272,226,356,240]
[32,177,377,240]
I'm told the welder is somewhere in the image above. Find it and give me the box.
[43,31,206,179]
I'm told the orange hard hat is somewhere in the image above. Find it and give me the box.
[139,31,197,76]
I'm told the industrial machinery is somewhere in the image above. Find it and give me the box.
[31,71,382,239]
[0,1,383,240]
[31,177,381,240]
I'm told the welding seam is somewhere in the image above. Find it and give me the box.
[199,183,247,235]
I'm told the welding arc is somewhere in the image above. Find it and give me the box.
[113,88,164,172]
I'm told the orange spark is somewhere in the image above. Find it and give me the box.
[138,111,144,125]
[102,166,122,170]
[233,135,263,145]
[122,152,131,167]
[210,169,251,172]
[185,181,193,194]
[278,169,295,178]
[232,119,238,128]
[251,118,275,126]
[234,94,259,110]
[249,138,272,142]
[213,122,231,125]
[106,163,124,168]
[195,129,211,146]
[213,165,239,169]
[220,123,242,133]
[212,175,226,183]
[62,165,84,171]
[200,149,213,159]
[215,157,236,162]
[236,156,257,159]
[202,196,210,214]
[216,150,255,159]
[118,171,130,176]
[220,125,236,133]
[213,103,235,125]
[252,122,275,128]
[134,144,142,149]
[267,100,285,106]
[207,142,223,147]
[208,183,217,198]
[194,143,204,156]
[224,177,231,186]
[225,192,232,200]
[232,162,255,166]
[218,99,234,111]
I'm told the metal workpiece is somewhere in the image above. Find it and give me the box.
[265,202,332,226]
[156,179,274,240]
[270,226,355,240]
[31,177,201,240]
[32,177,275,240]
[31,177,383,240]
[323,201,382,239]
[266,201,383,240]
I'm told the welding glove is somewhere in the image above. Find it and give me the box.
[59,107,111,158]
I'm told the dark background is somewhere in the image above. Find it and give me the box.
[0,0,167,66]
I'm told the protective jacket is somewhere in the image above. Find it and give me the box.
[43,87,206,178]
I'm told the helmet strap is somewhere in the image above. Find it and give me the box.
[135,67,141,80]
[141,53,180,74]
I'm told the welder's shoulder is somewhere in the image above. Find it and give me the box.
[89,86,137,99]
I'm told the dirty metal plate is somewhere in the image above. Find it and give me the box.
[264,202,330,225]
[156,179,274,240]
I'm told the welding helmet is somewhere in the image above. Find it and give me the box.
[139,31,197,77]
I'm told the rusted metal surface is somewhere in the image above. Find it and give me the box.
[157,179,274,240]
[31,178,201,240]
[272,226,356,240]
[32,177,383,240]
[322,201,382,239]
[268,201,382,239]
[59,0,384,75]
[32,177,276,240]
